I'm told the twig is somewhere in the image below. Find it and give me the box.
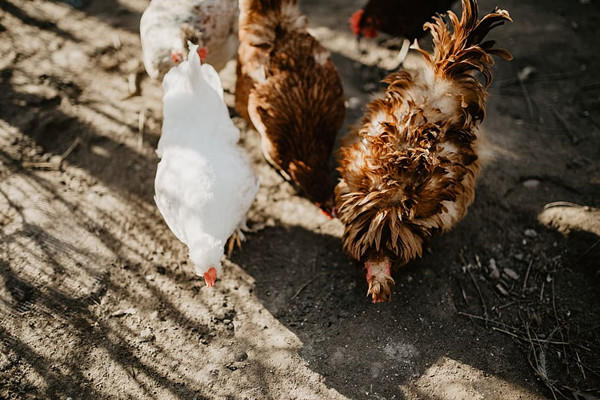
[540,281,545,302]
[522,259,533,295]
[291,275,319,300]
[21,138,80,170]
[518,77,535,120]
[551,106,580,145]
[551,280,569,377]
[577,239,600,262]
[490,326,571,346]
[467,269,488,325]
[576,351,587,380]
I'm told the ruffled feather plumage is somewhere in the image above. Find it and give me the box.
[335,0,512,302]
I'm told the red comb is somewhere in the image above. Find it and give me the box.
[171,51,183,64]
[349,9,364,36]
[197,47,208,63]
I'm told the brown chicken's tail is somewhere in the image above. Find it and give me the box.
[418,0,512,87]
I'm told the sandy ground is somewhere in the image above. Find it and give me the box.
[0,0,599,399]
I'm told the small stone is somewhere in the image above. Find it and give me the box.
[496,283,509,296]
[346,97,361,109]
[223,319,231,324]
[524,229,538,238]
[488,259,500,280]
[522,179,540,189]
[504,268,520,281]
[518,66,536,82]
[145,274,155,281]
[140,327,155,342]
[49,155,63,164]
[225,363,237,371]
[110,308,136,317]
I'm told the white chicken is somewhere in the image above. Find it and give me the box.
[140,0,239,80]
[154,44,258,287]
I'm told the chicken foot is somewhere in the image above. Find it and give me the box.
[365,257,395,303]
[226,220,249,257]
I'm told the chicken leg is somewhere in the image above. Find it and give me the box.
[365,257,395,303]
[226,220,249,257]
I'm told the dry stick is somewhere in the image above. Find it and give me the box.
[291,275,319,300]
[522,259,533,295]
[551,106,579,145]
[540,281,545,302]
[458,311,514,330]
[551,279,569,377]
[460,311,575,346]
[518,77,535,120]
[467,269,488,326]
[456,279,469,305]
[22,138,80,170]
[525,323,562,400]
[576,351,587,380]
[491,326,571,346]
[577,239,600,262]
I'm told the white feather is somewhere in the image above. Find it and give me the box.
[154,46,258,277]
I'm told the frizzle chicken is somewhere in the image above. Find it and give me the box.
[235,0,345,216]
[336,0,512,302]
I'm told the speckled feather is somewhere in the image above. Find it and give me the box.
[336,0,512,265]
[235,0,345,206]
[140,0,238,80]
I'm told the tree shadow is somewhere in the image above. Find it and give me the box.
[0,0,81,42]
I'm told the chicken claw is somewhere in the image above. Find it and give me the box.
[226,220,249,257]
[365,258,395,303]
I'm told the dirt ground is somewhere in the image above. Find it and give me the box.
[1,0,599,399]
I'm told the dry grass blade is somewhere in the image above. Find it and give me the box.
[21,138,80,170]
[551,106,580,144]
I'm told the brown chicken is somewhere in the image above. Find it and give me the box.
[236,0,345,216]
[350,0,456,40]
[336,0,512,302]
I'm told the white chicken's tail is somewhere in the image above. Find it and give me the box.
[158,44,239,157]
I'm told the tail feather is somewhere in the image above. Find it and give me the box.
[421,0,512,87]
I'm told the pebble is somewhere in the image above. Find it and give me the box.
[346,97,361,109]
[504,268,520,281]
[140,327,155,342]
[110,308,136,317]
[524,229,538,238]
[522,179,540,189]
[488,258,500,280]
[496,283,509,296]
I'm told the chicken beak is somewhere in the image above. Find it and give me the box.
[203,267,217,287]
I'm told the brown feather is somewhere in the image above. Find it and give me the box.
[236,0,345,206]
[335,0,512,267]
